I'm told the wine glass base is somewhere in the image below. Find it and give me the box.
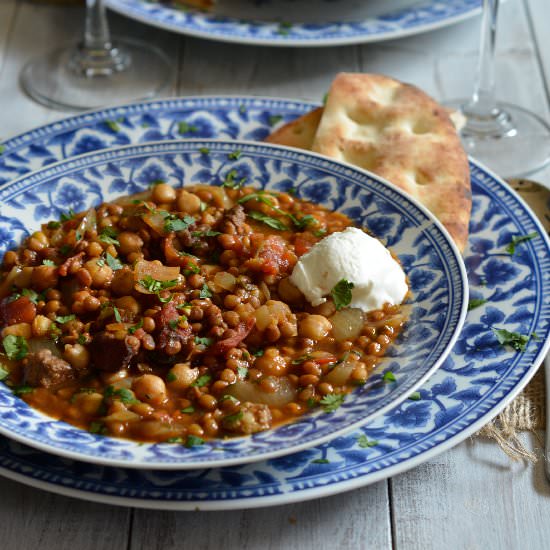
[446,100,550,178]
[20,38,172,112]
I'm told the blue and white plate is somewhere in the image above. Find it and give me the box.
[0,139,467,469]
[105,0,481,47]
[0,97,548,509]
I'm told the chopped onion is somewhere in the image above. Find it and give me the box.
[143,211,169,236]
[194,184,234,210]
[0,266,22,298]
[227,379,297,407]
[330,308,365,341]
[213,271,236,291]
[76,208,97,240]
[254,305,271,330]
[27,338,62,358]
[324,360,356,386]
[259,281,271,302]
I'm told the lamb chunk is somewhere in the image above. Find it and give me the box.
[222,402,272,434]
[154,302,193,356]
[23,349,75,389]
[221,205,247,235]
[90,331,140,371]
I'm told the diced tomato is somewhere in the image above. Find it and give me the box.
[0,296,36,327]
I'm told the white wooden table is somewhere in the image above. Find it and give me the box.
[1,1,550,548]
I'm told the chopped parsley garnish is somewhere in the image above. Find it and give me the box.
[183,264,200,276]
[0,364,9,381]
[239,104,247,114]
[12,385,34,396]
[21,288,43,304]
[222,169,247,189]
[383,371,396,382]
[493,328,530,352]
[42,259,56,266]
[331,279,354,310]
[178,121,198,134]
[468,298,487,311]
[166,371,177,382]
[192,230,222,238]
[224,411,244,423]
[47,221,61,229]
[128,319,144,335]
[164,214,195,233]
[506,232,538,255]
[105,120,120,132]
[357,435,378,448]
[104,386,139,405]
[89,421,106,434]
[166,437,184,444]
[247,210,288,231]
[139,275,179,294]
[251,348,264,357]
[99,227,119,246]
[113,306,122,323]
[185,434,204,448]
[268,115,283,126]
[105,253,123,271]
[199,283,212,299]
[60,209,76,222]
[237,366,248,379]
[2,335,28,360]
[181,406,195,414]
[291,354,312,365]
[191,374,212,388]
[55,314,76,324]
[158,294,174,304]
[311,458,330,464]
[199,147,210,155]
[77,334,88,344]
[220,394,238,403]
[292,214,316,230]
[228,149,242,160]
[59,244,73,256]
[194,336,213,346]
[320,393,345,412]
[408,392,422,401]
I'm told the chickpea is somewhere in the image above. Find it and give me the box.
[28,231,49,252]
[72,392,103,415]
[167,363,199,391]
[152,183,176,204]
[142,316,155,333]
[118,232,144,256]
[177,190,202,214]
[198,394,217,411]
[133,374,167,406]
[255,347,287,376]
[111,268,134,296]
[32,315,52,338]
[115,295,141,316]
[2,251,17,269]
[277,277,303,304]
[83,295,101,312]
[43,300,61,315]
[84,259,113,288]
[31,265,58,291]
[298,314,332,341]
[86,242,103,257]
[2,323,31,339]
[63,344,90,370]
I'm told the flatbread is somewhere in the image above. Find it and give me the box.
[266,73,471,252]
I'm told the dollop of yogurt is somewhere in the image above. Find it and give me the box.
[289,227,408,312]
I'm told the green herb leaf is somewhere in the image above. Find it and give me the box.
[357,435,378,448]
[114,387,140,405]
[47,221,61,229]
[89,421,106,435]
[251,348,264,357]
[383,371,396,382]
[191,374,212,388]
[12,385,34,396]
[2,335,28,360]
[291,354,312,365]
[493,328,530,352]
[268,115,283,126]
[506,232,538,255]
[128,319,144,335]
[42,259,56,266]
[166,437,184,444]
[178,121,198,134]
[181,406,195,414]
[99,227,119,246]
[311,458,330,464]
[185,434,204,448]
[220,394,238,403]
[60,209,76,222]
[192,230,222,238]
[247,210,288,231]
[0,364,10,381]
[320,393,345,413]
[103,253,122,271]
[21,288,42,304]
[222,169,247,189]
[331,279,354,311]
[468,298,487,311]
[113,306,122,323]
[237,366,248,379]
[224,411,244,424]
[199,284,212,299]
[164,214,195,233]
[166,371,177,382]
[408,391,422,401]
[105,120,120,132]
[55,314,76,324]
[139,275,179,294]
[77,334,88,345]
[194,336,213,346]
[228,149,242,160]
[199,147,210,155]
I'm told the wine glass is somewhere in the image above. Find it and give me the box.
[20,0,173,112]
[446,0,550,177]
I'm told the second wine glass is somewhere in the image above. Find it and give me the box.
[21,0,173,112]
[447,0,550,178]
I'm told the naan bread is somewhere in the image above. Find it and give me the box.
[266,73,471,252]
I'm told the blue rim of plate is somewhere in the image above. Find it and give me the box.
[105,0,481,47]
[0,138,468,469]
[0,96,548,509]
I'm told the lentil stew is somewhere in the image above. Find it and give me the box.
[0,182,405,445]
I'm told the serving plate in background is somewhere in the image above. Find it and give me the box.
[105,0,481,47]
[0,139,467,469]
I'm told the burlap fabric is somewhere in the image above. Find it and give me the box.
[476,180,549,461]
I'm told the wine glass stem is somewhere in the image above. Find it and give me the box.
[69,0,130,77]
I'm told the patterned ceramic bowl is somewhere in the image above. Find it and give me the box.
[0,140,468,469]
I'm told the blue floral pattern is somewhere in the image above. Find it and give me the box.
[0,140,467,468]
[0,97,548,510]
[104,0,480,46]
